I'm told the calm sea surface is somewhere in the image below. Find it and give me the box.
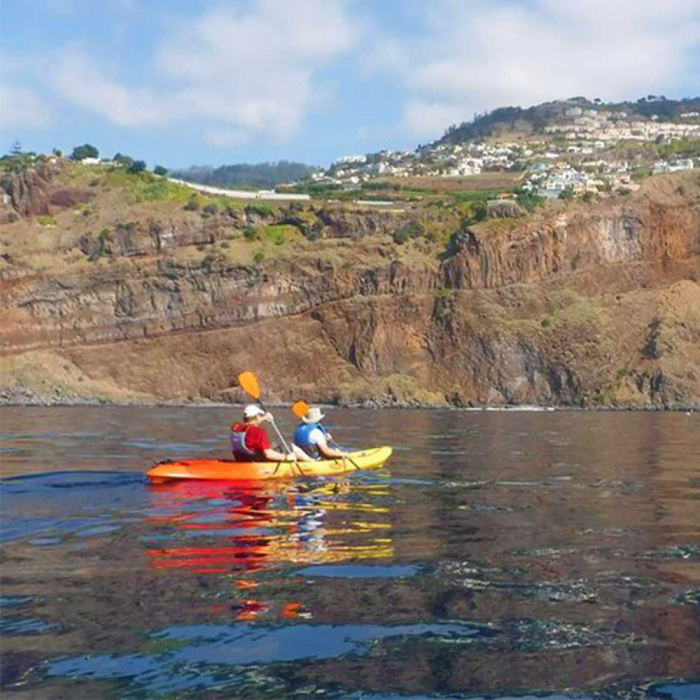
[1,406,699,698]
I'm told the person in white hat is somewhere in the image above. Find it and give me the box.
[231,404,311,463]
[293,406,347,460]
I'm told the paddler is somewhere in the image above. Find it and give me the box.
[231,405,312,463]
[293,406,348,460]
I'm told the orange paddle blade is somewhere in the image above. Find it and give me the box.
[238,372,260,400]
[292,400,309,419]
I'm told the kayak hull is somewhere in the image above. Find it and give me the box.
[146,446,392,482]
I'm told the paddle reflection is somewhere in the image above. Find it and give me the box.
[144,479,393,621]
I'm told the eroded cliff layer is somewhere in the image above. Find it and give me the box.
[1,167,699,407]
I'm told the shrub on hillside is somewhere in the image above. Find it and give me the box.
[516,191,546,211]
[244,203,275,219]
[558,187,575,201]
[392,219,424,244]
[113,153,134,168]
[127,160,147,175]
[304,221,323,241]
[472,203,488,222]
[71,144,99,161]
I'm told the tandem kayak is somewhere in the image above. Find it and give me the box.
[146,446,393,483]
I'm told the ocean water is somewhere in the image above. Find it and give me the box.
[1,406,699,698]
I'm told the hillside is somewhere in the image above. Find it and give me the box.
[307,96,700,203]
[1,159,699,408]
[436,97,700,145]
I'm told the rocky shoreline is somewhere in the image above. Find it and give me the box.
[1,387,697,412]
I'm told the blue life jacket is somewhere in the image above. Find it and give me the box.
[293,422,328,458]
[230,426,258,461]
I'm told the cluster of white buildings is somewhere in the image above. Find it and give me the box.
[317,141,525,185]
[522,162,631,199]
[318,106,698,200]
[651,158,695,175]
[545,108,700,144]
[523,156,696,199]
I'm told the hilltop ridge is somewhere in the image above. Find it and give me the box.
[436,96,700,145]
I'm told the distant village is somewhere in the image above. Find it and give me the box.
[7,101,698,207]
[314,106,700,200]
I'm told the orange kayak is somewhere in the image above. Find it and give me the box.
[146,446,393,483]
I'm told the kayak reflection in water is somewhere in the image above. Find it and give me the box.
[231,404,313,463]
[293,406,348,460]
[144,482,319,620]
[144,479,394,621]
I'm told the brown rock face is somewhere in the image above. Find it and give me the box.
[1,161,93,223]
[1,172,699,407]
[1,163,57,218]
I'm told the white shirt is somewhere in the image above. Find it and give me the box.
[307,427,328,448]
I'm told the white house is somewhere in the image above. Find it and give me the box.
[669,159,694,172]
[335,154,367,165]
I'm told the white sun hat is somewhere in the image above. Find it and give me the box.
[302,406,326,424]
[243,404,265,419]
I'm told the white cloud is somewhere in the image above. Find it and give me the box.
[202,128,249,149]
[0,84,53,129]
[402,101,462,138]
[48,0,363,147]
[52,50,165,127]
[371,0,700,138]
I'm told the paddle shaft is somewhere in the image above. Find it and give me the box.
[259,401,290,451]
[320,423,360,470]
[258,400,306,477]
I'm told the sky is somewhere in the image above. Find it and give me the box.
[1,0,699,169]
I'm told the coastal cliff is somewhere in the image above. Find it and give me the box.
[1,165,699,407]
